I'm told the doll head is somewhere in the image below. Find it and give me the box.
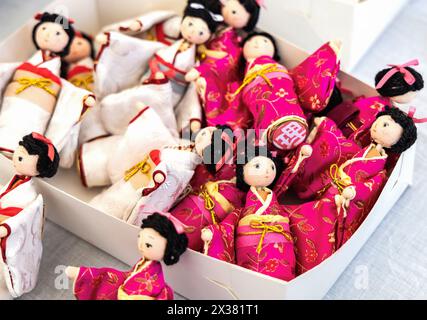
[139,212,188,265]
[221,0,260,31]
[375,60,424,104]
[12,133,60,178]
[181,0,223,45]
[194,125,234,174]
[63,31,94,64]
[239,31,281,77]
[32,12,75,57]
[370,106,417,154]
[236,146,283,192]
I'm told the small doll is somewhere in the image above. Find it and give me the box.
[78,105,176,188]
[32,12,75,62]
[326,60,424,146]
[101,10,182,46]
[0,133,59,299]
[0,13,94,167]
[231,31,308,151]
[63,31,95,91]
[170,125,245,251]
[185,0,262,132]
[65,212,188,300]
[286,108,419,274]
[233,146,296,281]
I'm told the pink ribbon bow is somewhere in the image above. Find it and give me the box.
[376,59,419,89]
[157,212,188,235]
[32,132,55,161]
[407,107,427,124]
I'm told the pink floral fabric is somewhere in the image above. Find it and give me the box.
[171,180,245,251]
[236,188,296,281]
[203,209,241,263]
[239,55,307,150]
[290,42,341,113]
[74,260,173,300]
[284,144,388,274]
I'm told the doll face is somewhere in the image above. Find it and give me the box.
[221,0,251,29]
[194,126,216,157]
[35,22,70,53]
[370,115,403,149]
[138,228,167,262]
[390,91,417,104]
[243,35,275,61]
[12,146,40,177]
[64,36,91,63]
[180,16,211,45]
[243,156,277,188]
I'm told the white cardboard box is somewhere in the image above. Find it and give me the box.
[0,0,416,299]
[258,0,409,71]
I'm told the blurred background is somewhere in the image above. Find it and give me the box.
[0,0,426,300]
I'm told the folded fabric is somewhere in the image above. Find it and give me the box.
[94,32,166,99]
[107,106,176,184]
[100,78,178,137]
[78,135,123,188]
[175,81,202,135]
[128,147,202,226]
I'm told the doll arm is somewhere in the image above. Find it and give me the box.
[101,11,176,35]
[65,266,80,280]
[306,117,327,144]
[176,82,203,134]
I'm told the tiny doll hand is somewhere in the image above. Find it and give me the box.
[201,228,213,242]
[96,33,109,46]
[196,77,207,100]
[0,226,8,238]
[154,72,166,80]
[300,145,313,158]
[185,68,201,82]
[342,186,356,202]
[65,266,80,280]
[190,120,202,134]
[125,20,143,33]
[84,95,96,108]
[329,40,342,59]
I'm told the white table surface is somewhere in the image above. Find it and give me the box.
[0,0,426,300]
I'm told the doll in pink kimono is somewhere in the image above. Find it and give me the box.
[232,32,309,151]
[234,146,296,281]
[65,212,188,300]
[0,133,60,299]
[171,125,245,251]
[285,107,419,274]
[326,60,424,146]
[185,0,262,132]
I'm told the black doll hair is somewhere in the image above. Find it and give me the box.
[202,125,234,175]
[317,84,344,116]
[236,145,284,192]
[19,134,60,178]
[375,66,424,97]
[236,0,261,32]
[141,213,188,266]
[376,106,417,154]
[183,0,221,34]
[32,12,76,57]
[238,31,281,79]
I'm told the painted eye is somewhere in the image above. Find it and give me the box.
[42,27,46,31]
[145,243,152,248]
[199,31,204,36]
[189,22,193,26]
[272,165,275,171]
[18,157,23,162]
[255,164,260,169]
[56,31,61,36]
[383,122,389,128]
[232,10,237,14]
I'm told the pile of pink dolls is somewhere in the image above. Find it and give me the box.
[0,0,425,300]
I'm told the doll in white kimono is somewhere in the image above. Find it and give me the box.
[0,12,95,169]
[97,0,223,136]
[0,133,60,299]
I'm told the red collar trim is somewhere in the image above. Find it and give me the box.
[17,62,61,85]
